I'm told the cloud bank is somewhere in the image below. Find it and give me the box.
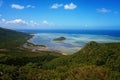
[0,19,54,29]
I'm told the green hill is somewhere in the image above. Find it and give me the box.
[0,28,120,80]
[0,27,31,49]
[42,41,120,80]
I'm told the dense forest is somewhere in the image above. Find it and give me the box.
[0,27,120,80]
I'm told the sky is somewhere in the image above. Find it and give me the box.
[0,0,120,30]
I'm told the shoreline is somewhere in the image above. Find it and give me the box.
[23,34,69,55]
[23,43,69,55]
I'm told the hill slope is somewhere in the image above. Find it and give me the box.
[0,28,120,80]
[42,41,120,80]
[0,27,31,49]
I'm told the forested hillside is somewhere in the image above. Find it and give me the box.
[0,28,120,80]
[0,27,31,49]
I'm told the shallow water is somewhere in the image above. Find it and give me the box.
[28,33,120,54]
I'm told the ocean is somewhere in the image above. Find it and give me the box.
[18,29,120,54]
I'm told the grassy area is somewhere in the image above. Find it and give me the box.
[0,28,120,80]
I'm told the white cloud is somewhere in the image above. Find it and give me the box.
[0,19,28,29]
[42,20,49,24]
[0,0,3,7]
[11,4,24,9]
[64,3,77,10]
[0,19,54,29]
[29,20,39,26]
[42,20,54,26]
[51,4,63,9]
[97,8,111,13]
[26,5,35,8]
[51,3,77,10]
[11,4,35,10]
[6,19,26,24]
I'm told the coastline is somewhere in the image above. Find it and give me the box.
[23,34,69,55]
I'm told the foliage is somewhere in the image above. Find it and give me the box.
[0,27,31,49]
[0,28,120,80]
[53,36,66,41]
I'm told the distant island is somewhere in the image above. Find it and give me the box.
[53,37,66,41]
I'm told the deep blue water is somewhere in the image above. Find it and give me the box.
[17,29,120,37]
[17,29,120,54]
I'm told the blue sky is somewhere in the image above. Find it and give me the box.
[0,0,120,30]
